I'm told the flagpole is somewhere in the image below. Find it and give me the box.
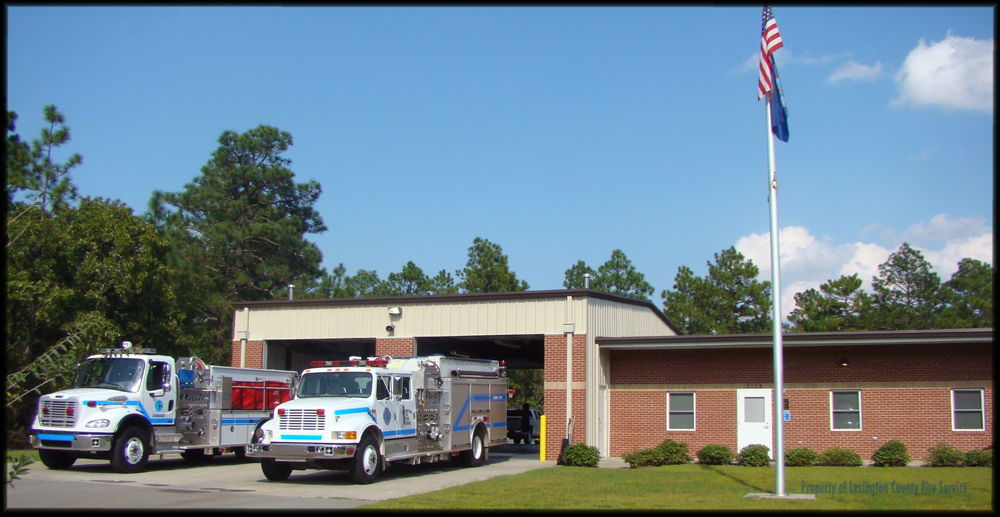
[765,92,786,497]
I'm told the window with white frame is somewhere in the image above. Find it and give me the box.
[831,390,861,430]
[666,392,695,430]
[952,389,985,431]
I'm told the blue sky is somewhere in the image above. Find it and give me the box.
[7,6,993,318]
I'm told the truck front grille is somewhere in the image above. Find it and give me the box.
[39,399,79,427]
[278,409,325,431]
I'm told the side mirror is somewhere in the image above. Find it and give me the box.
[162,364,172,392]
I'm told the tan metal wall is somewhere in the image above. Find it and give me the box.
[232,296,593,341]
[586,298,677,455]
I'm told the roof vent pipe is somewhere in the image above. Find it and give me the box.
[583,273,590,289]
[289,284,295,300]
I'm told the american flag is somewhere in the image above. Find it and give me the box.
[758,5,784,101]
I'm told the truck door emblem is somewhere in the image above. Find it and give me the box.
[383,407,392,425]
[155,400,163,412]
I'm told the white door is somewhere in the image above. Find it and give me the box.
[597,385,607,457]
[392,374,417,440]
[374,375,402,438]
[737,389,773,459]
[141,360,176,427]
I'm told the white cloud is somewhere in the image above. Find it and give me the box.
[898,214,991,244]
[827,60,884,83]
[892,32,994,112]
[879,214,991,248]
[733,215,993,321]
[918,232,994,279]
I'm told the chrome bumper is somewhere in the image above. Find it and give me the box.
[31,432,113,452]
[246,442,357,460]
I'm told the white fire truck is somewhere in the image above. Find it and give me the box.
[247,355,507,484]
[30,342,299,473]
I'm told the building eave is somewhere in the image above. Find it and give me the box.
[597,328,994,350]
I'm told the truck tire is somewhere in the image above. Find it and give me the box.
[461,427,487,467]
[260,458,293,481]
[349,435,381,484]
[111,427,150,473]
[39,449,77,469]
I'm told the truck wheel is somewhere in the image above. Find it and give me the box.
[349,435,381,484]
[461,427,487,467]
[525,427,533,445]
[111,427,150,473]
[260,458,292,481]
[39,449,77,469]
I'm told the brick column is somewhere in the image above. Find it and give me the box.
[543,333,587,461]
[375,337,416,358]
[230,340,264,368]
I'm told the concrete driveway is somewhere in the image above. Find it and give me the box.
[5,443,555,510]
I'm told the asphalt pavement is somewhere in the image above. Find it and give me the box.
[5,443,558,510]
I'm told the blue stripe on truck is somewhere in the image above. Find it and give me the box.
[37,433,75,441]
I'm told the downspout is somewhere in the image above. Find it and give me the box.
[239,306,249,368]
[565,295,575,446]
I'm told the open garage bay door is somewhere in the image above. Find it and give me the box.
[415,335,544,370]
[264,338,376,372]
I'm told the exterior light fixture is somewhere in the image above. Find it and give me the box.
[388,306,402,315]
[838,358,849,367]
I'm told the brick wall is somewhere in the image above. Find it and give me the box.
[610,343,992,385]
[607,342,993,459]
[376,337,416,358]
[543,333,587,461]
[230,340,264,368]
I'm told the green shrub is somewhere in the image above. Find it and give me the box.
[964,449,992,468]
[926,442,964,467]
[655,439,692,465]
[737,444,771,467]
[872,440,910,467]
[785,447,818,467]
[696,444,734,465]
[622,447,664,468]
[559,444,600,467]
[817,447,862,467]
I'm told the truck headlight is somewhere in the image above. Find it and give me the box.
[85,419,111,428]
[333,431,357,440]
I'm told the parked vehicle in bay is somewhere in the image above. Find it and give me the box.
[507,407,541,444]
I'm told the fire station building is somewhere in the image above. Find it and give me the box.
[231,290,993,461]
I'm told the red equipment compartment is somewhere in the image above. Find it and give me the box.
[264,380,291,409]
[231,381,262,410]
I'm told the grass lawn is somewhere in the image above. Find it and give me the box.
[7,449,40,462]
[362,464,993,510]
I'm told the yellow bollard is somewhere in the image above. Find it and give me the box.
[540,415,546,461]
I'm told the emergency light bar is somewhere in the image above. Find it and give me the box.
[99,344,157,355]
[309,358,390,368]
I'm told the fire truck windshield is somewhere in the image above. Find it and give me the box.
[298,372,372,398]
[75,357,145,393]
